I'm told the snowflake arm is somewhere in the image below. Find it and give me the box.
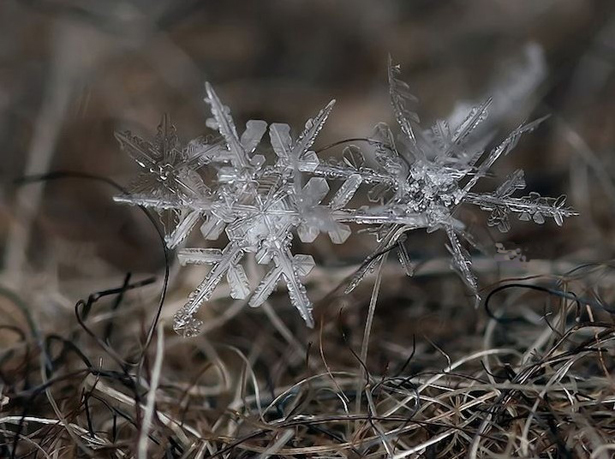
[459,116,549,197]
[165,209,202,249]
[114,129,162,171]
[250,249,315,327]
[270,99,335,179]
[174,242,247,337]
[155,113,179,164]
[447,98,492,160]
[204,83,267,171]
[329,173,363,210]
[294,100,336,164]
[345,225,404,294]
[445,226,479,304]
[205,82,248,168]
[388,56,420,148]
[467,191,577,230]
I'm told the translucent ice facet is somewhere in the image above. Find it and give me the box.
[112,69,576,336]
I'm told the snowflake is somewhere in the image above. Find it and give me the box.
[114,114,221,249]
[115,59,577,337]
[334,58,578,299]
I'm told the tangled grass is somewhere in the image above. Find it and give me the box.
[1,250,614,457]
[2,2,615,457]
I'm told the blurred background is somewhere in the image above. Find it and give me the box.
[0,0,614,328]
[2,0,615,455]
[2,0,615,318]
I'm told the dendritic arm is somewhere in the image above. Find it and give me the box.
[329,174,362,210]
[279,250,315,328]
[174,243,245,336]
[249,265,281,309]
[270,123,292,160]
[445,226,479,303]
[227,264,251,300]
[345,225,404,294]
[467,192,577,228]
[165,209,202,249]
[250,248,315,327]
[460,116,549,196]
[294,100,336,159]
[114,131,159,170]
[450,99,492,155]
[388,56,420,151]
[155,113,180,163]
[204,83,250,168]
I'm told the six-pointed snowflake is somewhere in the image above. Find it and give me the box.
[115,60,577,337]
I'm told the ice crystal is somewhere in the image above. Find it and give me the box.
[115,59,577,337]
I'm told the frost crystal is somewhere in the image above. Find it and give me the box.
[115,59,577,337]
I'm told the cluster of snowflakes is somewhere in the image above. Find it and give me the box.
[114,59,577,337]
